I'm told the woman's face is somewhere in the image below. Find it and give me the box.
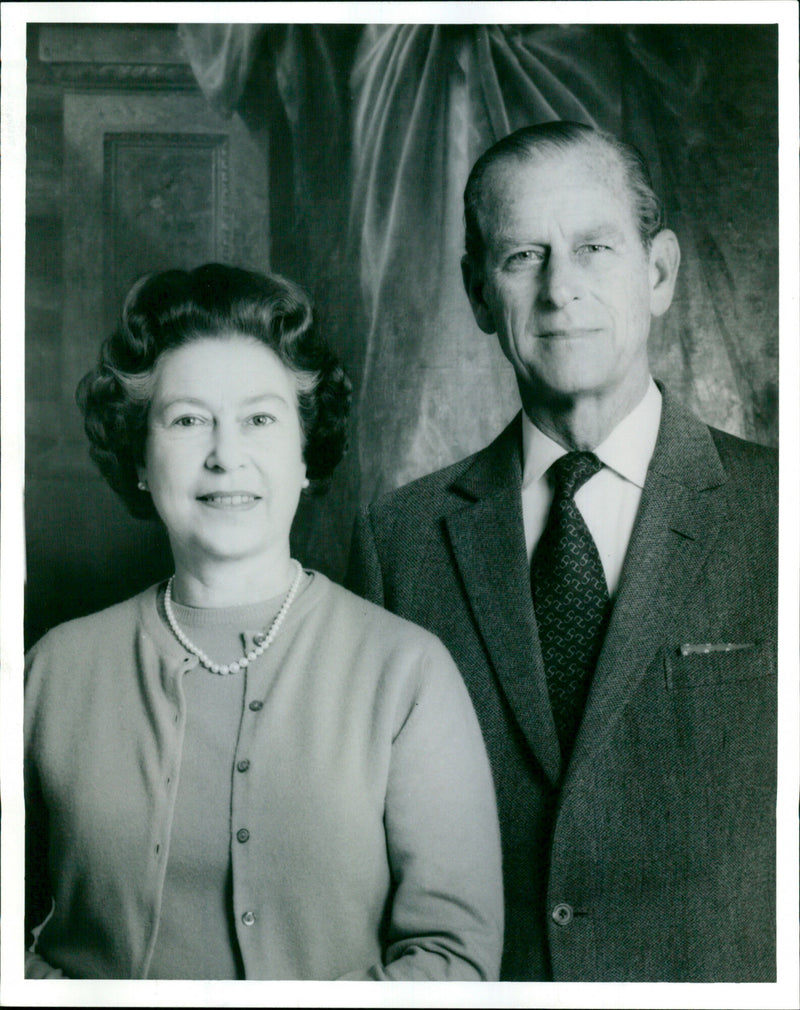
[138,334,307,576]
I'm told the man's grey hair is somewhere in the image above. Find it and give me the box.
[464,121,665,264]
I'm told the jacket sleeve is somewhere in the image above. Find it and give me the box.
[339,637,504,981]
[345,508,385,605]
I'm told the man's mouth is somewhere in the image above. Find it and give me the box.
[538,328,598,339]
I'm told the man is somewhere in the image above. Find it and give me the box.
[347,122,777,982]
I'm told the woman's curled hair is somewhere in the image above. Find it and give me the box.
[76,263,352,519]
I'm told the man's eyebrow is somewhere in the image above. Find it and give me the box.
[575,223,627,243]
[491,232,547,250]
[491,222,628,248]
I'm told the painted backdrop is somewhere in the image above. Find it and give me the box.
[24,23,778,647]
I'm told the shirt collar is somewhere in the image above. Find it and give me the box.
[521,378,663,489]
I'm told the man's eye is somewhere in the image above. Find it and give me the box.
[580,244,611,254]
[506,249,543,267]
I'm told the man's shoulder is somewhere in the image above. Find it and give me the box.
[708,426,778,517]
[363,414,521,527]
[658,387,777,500]
[708,424,777,472]
[366,453,476,519]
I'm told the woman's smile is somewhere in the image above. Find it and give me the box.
[196,492,262,509]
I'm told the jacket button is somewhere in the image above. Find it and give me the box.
[241,911,255,926]
[236,828,250,843]
[552,902,573,926]
[249,700,263,712]
[237,759,250,772]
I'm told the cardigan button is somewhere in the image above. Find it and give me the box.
[241,911,256,926]
[552,902,573,926]
[248,700,263,712]
[237,828,250,843]
[237,759,251,772]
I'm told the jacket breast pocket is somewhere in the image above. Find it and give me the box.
[664,640,776,690]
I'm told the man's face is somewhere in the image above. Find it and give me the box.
[464,143,677,411]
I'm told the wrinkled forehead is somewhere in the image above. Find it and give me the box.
[477,140,636,238]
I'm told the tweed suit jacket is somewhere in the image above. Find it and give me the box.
[346,387,778,982]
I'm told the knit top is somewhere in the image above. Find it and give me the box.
[149,573,313,978]
[25,572,503,980]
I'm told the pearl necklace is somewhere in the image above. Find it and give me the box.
[163,561,304,675]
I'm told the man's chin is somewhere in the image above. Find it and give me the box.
[519,370,608,405]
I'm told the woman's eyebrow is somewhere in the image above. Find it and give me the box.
[153,395,208,412]
[241,392,291,405]
[157,392,290,409]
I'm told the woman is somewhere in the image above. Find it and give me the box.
[24,264,503,980]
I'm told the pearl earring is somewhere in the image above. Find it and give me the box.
[138,480,148,491]
[302,477,310,489]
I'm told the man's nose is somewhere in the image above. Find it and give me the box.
[537,251,581,309]
[205,421,246,471]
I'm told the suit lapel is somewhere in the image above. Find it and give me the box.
[566,390,729,780]
[444,416,563,785]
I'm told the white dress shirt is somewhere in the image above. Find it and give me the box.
[521,379,663,598]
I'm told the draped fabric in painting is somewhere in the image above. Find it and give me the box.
[179,24,778,579]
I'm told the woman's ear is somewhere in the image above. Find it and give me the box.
[648,229,681,318]
[461,255,498,335]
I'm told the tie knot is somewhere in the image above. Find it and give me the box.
[550,451,603,499]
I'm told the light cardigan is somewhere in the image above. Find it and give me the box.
[25,572,503,980]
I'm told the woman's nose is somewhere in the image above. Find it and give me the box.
[204,422,246,471]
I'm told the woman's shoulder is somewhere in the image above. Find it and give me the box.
[27,584,160,661]
[312,572,432,630]
[306,572,458,668]
[307,575,484,744]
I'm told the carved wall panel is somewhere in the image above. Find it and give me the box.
[103,131,230,320]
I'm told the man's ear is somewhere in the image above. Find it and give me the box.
[648,229,681,318]
[461,254,497,335]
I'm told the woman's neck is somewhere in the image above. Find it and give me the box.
[169,551,297,608]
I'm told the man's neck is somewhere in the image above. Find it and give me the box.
[520,379,651,452]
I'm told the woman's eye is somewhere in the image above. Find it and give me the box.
[249,413,275,427]
[173,415,206,427]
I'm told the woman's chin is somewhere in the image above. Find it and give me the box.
[175,536,282,573]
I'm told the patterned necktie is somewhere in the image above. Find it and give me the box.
[531,451,611,762]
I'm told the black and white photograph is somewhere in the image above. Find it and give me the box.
[1,2,798,1007]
